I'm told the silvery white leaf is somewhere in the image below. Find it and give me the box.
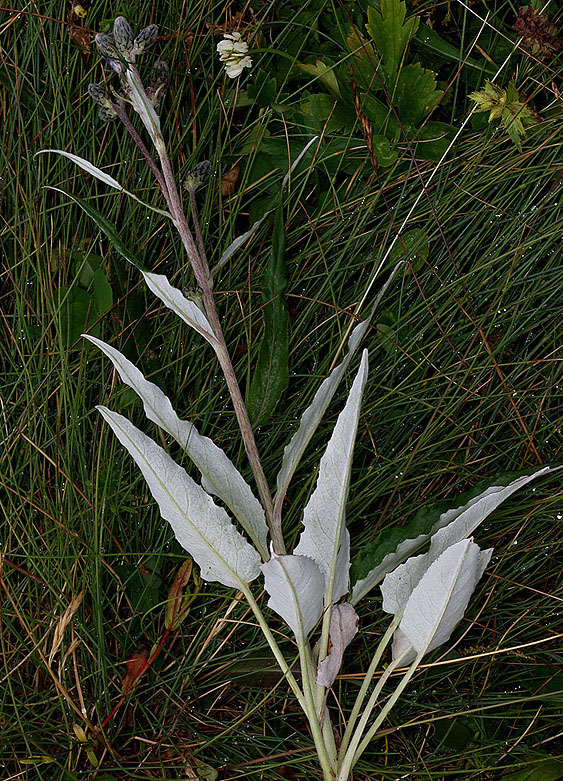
[37,149,124,191]
[83,335,268,557]
[352,466,557,604]
[261,554,324,642]
[390,627,413,665]
[275,306,378,512]
[123,68,162,143]
[392,538,492,664]
[142,272,219,348]
[214,137,319,275]
[36,152,171,218]
[294,351,369,604]
[97,406,261,588]
[316,603,359,687]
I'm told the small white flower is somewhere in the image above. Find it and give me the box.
[217,32,252,79]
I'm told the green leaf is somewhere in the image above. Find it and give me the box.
[389,229,429,270]
[60,286,94,346]
[246,206,289,426]
[346,28,377,92]
[394,62,441,130]
[366,0,419,85]
[412,121,456,162]
[351,500,450,584]
[92,266,113,314]
[414,23,497,79]
[247,68,277,107]
[298,60,341,97]
[372,134,398,167]
[47,188,145,270]
[360,93,400,137]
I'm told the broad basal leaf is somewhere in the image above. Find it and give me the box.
[261,554,325,642]
[366,0,419,85]
[97,407,261,588]
[142,272,219,349]
[352,466,557,604]
[316,603,359,687]
[389,539,492,664]
[294,351,369,604]
[84,335,268,557]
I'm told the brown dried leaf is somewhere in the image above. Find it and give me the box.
[48,591,83,666]
[165,558,199,630]
[221,166,240,196]
[121,645,149,694]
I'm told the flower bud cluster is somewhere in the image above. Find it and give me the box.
[96,17,158,70]
[89,17,168,134]
[87,83,117,122]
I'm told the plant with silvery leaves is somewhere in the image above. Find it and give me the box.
[38,17,560,780]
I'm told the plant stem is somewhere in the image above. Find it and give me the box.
[112,102,172,207]
[299,639,337,779]
[136,124,284,552]
[338,616,399,763]
[337,650,422,780]
[240,585,305,705]
[188,187,208,267]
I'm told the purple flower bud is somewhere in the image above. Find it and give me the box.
[131,24,159,57]
[95,33,124,74]
[113,17,134,59]
[88,83,109,105]
[98,105,117,122]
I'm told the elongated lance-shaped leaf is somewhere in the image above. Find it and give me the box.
[294,350,369,604]
[261,554,325,643]
[351,466,557,604]
[36,151,171,218]
[84,335,268,557]
[142,272,219,349]
[97,407,261,588]
[388,539,492,664]
[47,188,144,269]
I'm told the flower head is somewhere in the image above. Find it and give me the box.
[87,82,117,121]
[217,32,252,79]
[95,18,159,69]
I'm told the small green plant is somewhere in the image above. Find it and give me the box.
[41,17,560,780]
[470,79,535,150]
[297,0,454,165]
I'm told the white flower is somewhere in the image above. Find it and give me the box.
[217,32,252,79]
